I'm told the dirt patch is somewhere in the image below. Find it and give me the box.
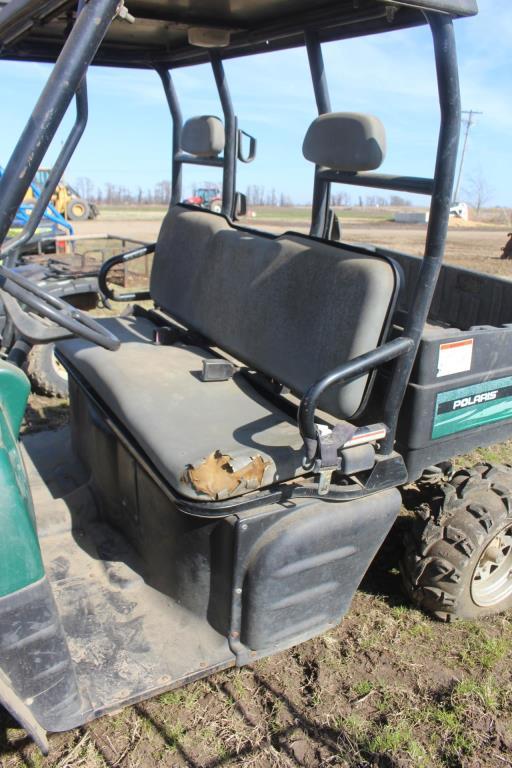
[21,394,69,434]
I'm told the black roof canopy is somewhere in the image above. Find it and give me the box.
[0,0,477,68]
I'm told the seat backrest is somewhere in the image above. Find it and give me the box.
[303,112,386,172]
[150,205,398,420]
[181,115,225,157]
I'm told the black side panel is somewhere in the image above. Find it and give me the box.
[237,489,401,658]
[0,577,82,731]
[68,376,235,635]
[383,248,512,330]
[396,324,512,480]
[0,668,49,754]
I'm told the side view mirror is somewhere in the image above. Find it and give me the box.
[237,130,257,163]
[233,192,247,220]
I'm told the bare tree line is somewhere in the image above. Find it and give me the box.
[74,176,415,208]
[75,178,174,205]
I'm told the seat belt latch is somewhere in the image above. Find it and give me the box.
[153,326,182,345]
[201,358,236,382]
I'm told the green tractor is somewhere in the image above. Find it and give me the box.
[3,0,509,755]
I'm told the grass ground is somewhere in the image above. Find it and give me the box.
[93,204,512,227]
[1,211,512,767]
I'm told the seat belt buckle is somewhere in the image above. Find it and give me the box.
[153,326,181,345]
[201,358,236,382]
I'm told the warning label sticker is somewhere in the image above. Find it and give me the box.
[437,338,473,378]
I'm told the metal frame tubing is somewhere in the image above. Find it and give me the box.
[98,243,155,302]
[305,30,331,237]
[298,336,414,459]
[0,0,119,246]
[380,12,461,453]
[210,54,236,217]
[173,154,224,168]
[156,67,183,206]
[305,30,331,114]
[1,81,89,266]
[0,0,68,42]
[1,0,90,266]
[157,58,236,215]
[316,170,435,196]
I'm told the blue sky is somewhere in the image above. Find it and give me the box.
[1,1,510,206]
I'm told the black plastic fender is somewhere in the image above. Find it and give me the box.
[0,668,48,754]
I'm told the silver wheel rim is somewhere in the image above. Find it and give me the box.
[471,522,512,607]
[72,203,85,217]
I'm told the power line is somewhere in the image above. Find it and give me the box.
[453,109,483,203]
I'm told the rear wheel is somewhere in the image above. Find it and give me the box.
[27,343,68,398]
[401,463,512,621]
[209,201,222,214]
[67,199,90,221]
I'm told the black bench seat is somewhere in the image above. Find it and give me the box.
[58,313,305,500]
[57,205,399,501]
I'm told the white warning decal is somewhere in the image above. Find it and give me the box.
[437,338,473,378]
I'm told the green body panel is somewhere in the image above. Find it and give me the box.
[0,362,44,597]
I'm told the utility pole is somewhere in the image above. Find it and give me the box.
[453,109,483,203]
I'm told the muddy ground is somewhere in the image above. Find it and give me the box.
[1,211,512,768]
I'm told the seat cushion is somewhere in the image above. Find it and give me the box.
[151,206,398,419]
[57,316,305,501]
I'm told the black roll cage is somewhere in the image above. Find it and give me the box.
[0,0,462,468]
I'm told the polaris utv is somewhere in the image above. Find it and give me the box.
[3,0,510,755]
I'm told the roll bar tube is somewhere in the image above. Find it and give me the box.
[0,0,120,246]
[298,336,414,465]
[381,12,461,453]
[305,29,332,115]
[316,170,435,196]
[156,67,183,206]
[304,13,461,455]
[1,80,89,266]
[0,0,68,43]
[305,30,331,238]
[157,60,256,217]
[210,54,237,218]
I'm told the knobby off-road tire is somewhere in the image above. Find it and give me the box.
[27,343,68,398]
[402,463,512,621]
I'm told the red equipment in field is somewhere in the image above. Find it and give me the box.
[185,186,222,212]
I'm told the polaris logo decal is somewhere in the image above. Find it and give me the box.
[452,391,498,410]
[432,377,512,439]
